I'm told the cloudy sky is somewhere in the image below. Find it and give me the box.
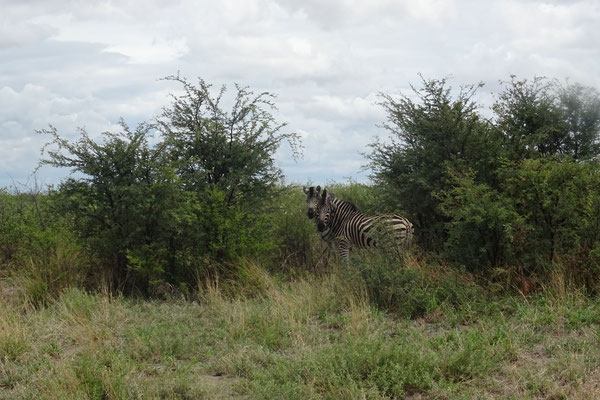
[1,0,599,189]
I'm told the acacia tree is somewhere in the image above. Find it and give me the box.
[369,75,600,256]
[153,75,302,267]
[156,75,301,206]
[37,121,183,291]
[37,76,302,292]
[367,76,499,250]
[558,82,600,160]
[432,77,600,276]
[492,76,563,160]
[493,76,600,161]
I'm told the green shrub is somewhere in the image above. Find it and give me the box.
[20,223,89,300]
[0,189,90,302]
[35,75,301,294]
[251,334,440,399]
[369,75,600,265]
[438,167,523,270]
[266,186,324,270]
[322,181,383,214]
[504,159,600,274]
[356,252,484,319]
[0,190,29,264]
[367,77,500,250]
[439,158,600,289]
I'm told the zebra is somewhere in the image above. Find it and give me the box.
[303,185,357,252]
[303,185,324,221]
[317,188,413,264]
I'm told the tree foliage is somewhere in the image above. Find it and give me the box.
[35,75,300,293]
[368,76,500,249]
[558,82,600,159]
[38,122,183,290]
[11,72,600,295]
[369,75,600,288]
[157,74,301,205]
[439,159,600,286]
[493,76,600,160]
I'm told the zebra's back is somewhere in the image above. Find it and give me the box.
[336,212,413,250]
[317,188,414,264]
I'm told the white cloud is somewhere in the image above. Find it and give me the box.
[302,93,383,121]
[0,0,599,188]
[499,1,600,51]
[0,83,119,178]
[277,0,458,29]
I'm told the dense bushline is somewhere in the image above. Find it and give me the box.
[368,75,600,290]
[30,76,301,295]
[1,74,600,301]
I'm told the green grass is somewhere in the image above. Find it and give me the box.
[2,259,600,399]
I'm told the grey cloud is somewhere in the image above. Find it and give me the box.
[275,0,458,30]
[0,19,55,48]
[1,0,599,188]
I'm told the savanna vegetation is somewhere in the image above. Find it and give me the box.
[2,74,600,399]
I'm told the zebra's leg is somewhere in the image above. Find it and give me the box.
[314,238,330,270]
[393,236,410,260]
[336,239,351,265]
[403,232,413,249]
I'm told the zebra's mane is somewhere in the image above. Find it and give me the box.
[320,191,357,212]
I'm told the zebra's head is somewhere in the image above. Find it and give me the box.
[303,185,321,219]
[317,189,335,232]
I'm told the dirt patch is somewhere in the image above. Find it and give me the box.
[0,281,24,306]
[570,367,600,400]
[198,373,248,399]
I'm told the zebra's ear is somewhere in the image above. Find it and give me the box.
[303,186,309,195]
[321,189,328,203]
[316,185,321,193]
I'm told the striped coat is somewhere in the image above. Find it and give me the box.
[303,185,357,244]
[317,189,413,264]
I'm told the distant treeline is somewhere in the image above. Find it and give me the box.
[1,74,599,297]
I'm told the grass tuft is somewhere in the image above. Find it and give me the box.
[1,261,600,399]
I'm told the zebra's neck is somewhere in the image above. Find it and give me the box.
[327,203,360,235]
